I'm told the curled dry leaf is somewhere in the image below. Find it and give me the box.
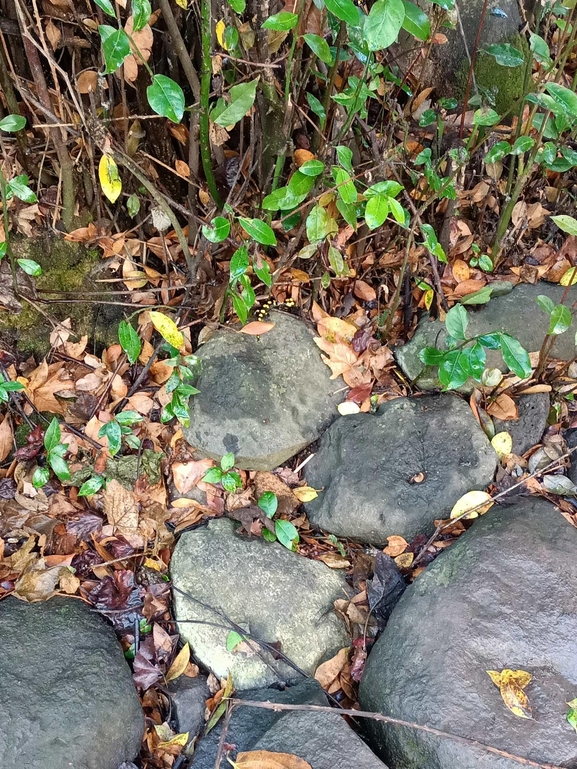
[486,394,518,421]
[384,535,408,557]
[314,647,349,688]
[239,321,276,335]
[232,751,312,769]
[450,490,494,520]
[487,668,533,719]
[166,643,190,682]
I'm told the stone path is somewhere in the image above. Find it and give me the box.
[3,286,575,769]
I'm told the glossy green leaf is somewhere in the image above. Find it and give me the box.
[511,136,535,155]
[275,519,299,550]
[203,467,223,484]
[8,177,37,203]
[132,0,151,32]
[232,293,249,324]
[364,0,405,52]
[48,451,71,481]
[118,320,141,364]
[463,342,486,380]
[0,114,26,132]
[499,333,532,379]
[485,43,524,67]
[478,333,501,350]
[461,286,493,305]
[530,33,551,66]
[473,107,500,127]
[336,145,353,173]
[324,0,360,26]
[303,34,333,64]
[333,167,357,204]
[78,475,106,497]
[548,304,572,335]
[545,82,577,118]
[99,25,130,74]
[536,294,555,315]
[365,193,389,229]
[94,0,115,15]
[337,199,358,229]
[262,11,298,29]
[221,452,235,471]
[288,170,315,196]
[230,246,250,281]
[214,79,258,127]
[32,466,50,489]
[258,491,278,518]
[254,259,272,287]
[228,0,246,11]
[306,205,331,242]
[98,420,122,456]
[401,0,430,40]
[299,159,325,177]
[552,215,577,236]
[202,216,231,243]
[306,92,326,120]
[438,349,469,390]
[366,180,403,198]
[445,304,468,340]
[238,217,277,246]
[17,259,42,276]
[116,410,143,426]
[419,347,446,366]
[328,245,346,275]
[485,141,511,165]
[147,75,185,123]
[44,418,61,452]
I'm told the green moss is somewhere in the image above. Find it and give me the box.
[456,33,530,116]
[0,234,125,356]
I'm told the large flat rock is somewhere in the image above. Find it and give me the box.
[396,284,577,391]
[191,680,390,769]
[0,597,143,769]
[171,518,350,689]
[304,394,497,545]
[359,499,577,769]
[184,311,341,470]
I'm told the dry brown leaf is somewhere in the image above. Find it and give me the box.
[294,149,315,167]
[166,643,190,682]
[123,19,153,82]
[353,280,377,302]
[77,70,99,94]
[175,160,191,178]
[314,647,349,688]
[233,751,312,769]
[394,552,414,568]
[486,394,518,421]
[13,559,64,602]
[317,552,351,568]
[384,535,408,557]
[103,479,139,535]
[239,321,276,335]
[172,459,215,494]
[452,259,470,283]
[24,360,74,415]
[0,416,13,463]
[45,19,61,50]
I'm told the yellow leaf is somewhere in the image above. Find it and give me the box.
[450,490,494,520]
[488,668,533,719]
[149,311,184,349]
[293,486,318,502]
[175,0,188,7]
[166,642,190,682]
[216,19,227,49]
[98,154,122,203]
[560,267,577,286]
[491,431,513,459]
[157,731,189,748]
[394,552,414,568]
[232,751,312,769]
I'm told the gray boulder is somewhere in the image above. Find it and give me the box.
[359,499,577,769]
[169,675,210,740]
[0,597,143,769]
[304,394,497,545]
[184,311,341,470]
[397,284,577,391]
[492,393,550,455]
[171,518,350,689]
[192,679,389,769]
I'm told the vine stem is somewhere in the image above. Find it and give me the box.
[200,0,223,208]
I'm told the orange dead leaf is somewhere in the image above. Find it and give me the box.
[384,535,408,557]
[0,416,13,463]
[232,751,312,769]
[486,394,518,421]
[314,647,350,688]
[166,643,191,682]
[294,149,315,167]
[239,321,276,335]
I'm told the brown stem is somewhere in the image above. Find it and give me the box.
[0,38,28,169]
[155,0,201,101]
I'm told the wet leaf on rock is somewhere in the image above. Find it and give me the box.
[231,751,312,769]
[487,668,533,719]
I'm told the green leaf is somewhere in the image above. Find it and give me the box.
[221,452,235,471]
[258,491,278,518]
[445,304,468,340]
[78,475,106,497]
[202,216,231,243]
[203,467,223,484]
[288,170,315,196]
[228,0,246,10]
[230,246,250,280]
[328,245,346,275]
[462,342,486,380]
[388,197,406,224]
[147,75,185,123]
[17,259,42,276]
[485,43,524,67]
[238,217,277,246]
[552,215,577,236]
[99,25,130,74]
[32,466,50,489]
[98,420,122,456]
[484,141,511,165]
[419,347,446,365]
[0,242,6,259]
[214,79,258,127]
[306,92,326,121]
[306,205,331,242]
[366,180,403,198]
[232,293,249,324]
[262,528,277,542]
[8,178,37,203]
[226,630,244,651]
[473,107,500,127]
[127,194,140,217]
[299,160,325,177]
[511,136,535,155]
[461,286,493,305]
[336,145,353,173]
[44,418,61,452]
[303,34,333,64]
[530,33,551,66]
[545,82,577,118]
[536,295,555,315]
[333,167,357,204]
[94,0,115,15]
[365,193,389,229]
[548,304,572,335]
[401,0,430,40]
[499,334,532,379]
[116,410,143,426]
[478,254,493,272]
[336,199,358,229]
[419,109,436,127]
[0,381,23,392]
[478,333,501,350]
[0,114,26,132]
[262,11,298,29]
[48,451,71,481]
[118,320,141,364]
[132,0,151,32]
[364,0,405,52]
[438,349,469,390]
[275,519,299,550]
[567,698,577,734]
[324,0,360,26]
[222,471,242,492]
[254,259,272,287]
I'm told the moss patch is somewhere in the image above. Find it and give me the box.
[0,234,125,356]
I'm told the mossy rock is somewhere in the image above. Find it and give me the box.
[0,234,126,356]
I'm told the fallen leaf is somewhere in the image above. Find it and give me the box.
[486,394,518,421]
[317,552,351,568]
[233,751,312,769]
[353,280,377,302]
[172,459,215,494]
[166,643,190,682]
[293,486,318,502]
[294,149,315,166]
[0,416,13,462]
[384,535,408,557]
[239,321,276,335]
[487,668,533,719]
[77,70,99,94]
[394,552,414,568]
[450,490,494,520]
[491,431,513,459]
[103,479,139,536]
[314,647,349,688]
